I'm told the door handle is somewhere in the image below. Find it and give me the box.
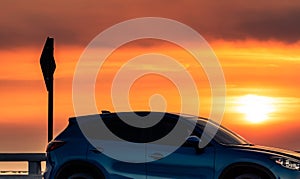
[150,152,163,160]
[90,147,103,154]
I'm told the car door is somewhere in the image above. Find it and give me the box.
[87,142,147,179]
[86,115,147,179]
[146,117,215,179]
[146,144,215,179]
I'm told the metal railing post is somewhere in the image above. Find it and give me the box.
[28,161,41,175]
[0,153,46,178]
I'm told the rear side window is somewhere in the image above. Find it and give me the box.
[103,115,144,143]
[103,113,178,143]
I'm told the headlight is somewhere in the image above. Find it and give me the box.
[271,156,300,170]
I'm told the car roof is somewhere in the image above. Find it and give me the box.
[70,111,178,120]
[69,111,210,125]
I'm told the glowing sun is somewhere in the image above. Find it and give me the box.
[236,94,276,123]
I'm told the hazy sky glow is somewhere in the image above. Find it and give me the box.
[0,0,300,161]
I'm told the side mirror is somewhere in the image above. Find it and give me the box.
[185,136,204,154]
[185,136,201,147]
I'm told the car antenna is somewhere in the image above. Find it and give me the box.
[101,110,111,114]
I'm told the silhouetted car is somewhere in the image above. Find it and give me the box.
[44,111,300,179]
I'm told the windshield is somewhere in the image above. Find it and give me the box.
[195,118,251,146]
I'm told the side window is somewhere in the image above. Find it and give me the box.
[147,118,175,141]
[104,116,145,143]
[146,116,182,145]
[191,125,203,138]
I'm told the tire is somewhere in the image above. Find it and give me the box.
[58,170,105,179]
[233,173,265,179]
[220,164,275,179]
[56,162,105,179]
[66,172,95,179]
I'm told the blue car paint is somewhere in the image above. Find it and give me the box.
[44,112,300,179]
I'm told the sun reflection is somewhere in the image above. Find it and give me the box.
[235,94,276,123]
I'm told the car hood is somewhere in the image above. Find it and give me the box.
[231,145,300,159]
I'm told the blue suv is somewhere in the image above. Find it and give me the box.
[44,111,300,179]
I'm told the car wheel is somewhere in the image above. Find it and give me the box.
[59,170,105,179]
[60,170,105,179]
[56,162,105,179]
[66,172,94,179]
[234,173,264,179]
[220,164,275,179]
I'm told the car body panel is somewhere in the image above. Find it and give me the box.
[44,111,300,179]
[146,144,215,179]
[87,141,147,179]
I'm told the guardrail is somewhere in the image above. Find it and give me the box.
[0,153,46,179]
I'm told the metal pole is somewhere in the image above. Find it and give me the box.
[40,37,56,143]
[48,77,53,142]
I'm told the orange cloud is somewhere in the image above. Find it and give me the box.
[0,37,300,153]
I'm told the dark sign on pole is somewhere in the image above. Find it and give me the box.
[40,37,56,142]
[40,37,56,91]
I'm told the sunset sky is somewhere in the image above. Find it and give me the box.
[1,0,300,159]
